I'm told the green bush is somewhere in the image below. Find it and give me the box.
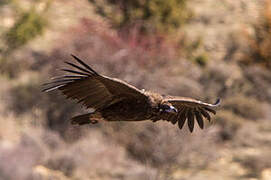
[5,9,47,51]
[89,0,191,33]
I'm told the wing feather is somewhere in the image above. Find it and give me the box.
[61,68,91,76]
[195,110,204,129]
[64,61,94,75]
[170,106,185,125]
[51,75,88,80]
[166,97,220,132]
[42,55,148,110]
[187,109,195,132]
[178,108,188,129]
[43,79,80,86]
[204,107,216,115]
[70,54,98,75]
[199,108,211,122]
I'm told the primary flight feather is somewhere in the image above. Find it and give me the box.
[43,55,220,132]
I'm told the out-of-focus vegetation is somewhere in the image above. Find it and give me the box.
[0,0,271,180]
[0,0,50,77]
[88,0,192,65]
[89,0,191,33]
[0,0,8,6]
[5,8,47,51]
[242,0,271,68]
[3,1,50,53]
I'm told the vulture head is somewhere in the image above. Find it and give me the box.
[158,102,178,114]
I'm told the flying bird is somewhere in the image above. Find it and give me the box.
[43,55,220,132]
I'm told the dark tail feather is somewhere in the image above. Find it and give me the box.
[71,113,98,125]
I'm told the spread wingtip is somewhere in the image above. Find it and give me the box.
[214,98,221,106]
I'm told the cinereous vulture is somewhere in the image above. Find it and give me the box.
[43,55,220,132]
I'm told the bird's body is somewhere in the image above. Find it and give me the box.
[100,97,151,121]
[43,55,220,132]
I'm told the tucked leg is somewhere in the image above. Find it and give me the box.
[71,112,103,125]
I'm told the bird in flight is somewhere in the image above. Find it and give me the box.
[43,55,220,132]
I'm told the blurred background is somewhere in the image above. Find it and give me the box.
[0,0,271,179]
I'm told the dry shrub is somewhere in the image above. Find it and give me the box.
[8,76,80,135]
[233,117,271,148]
[215,110,244,141]
[107,122,180,167]
[46,154,75,177]
[43,129,158,180]
[9,78,41,114]
[223,95,264,120]
[0,125,135,180]
[89,0,191,34]
[0,132,46,179]
[102,121,219,170]
[200,61,271,107]
[234,150,271,178]
[54,18,181,69]
[241,0,271,68]
[200,62,244,100]
[0,54,33,78]
[243,66,271,102]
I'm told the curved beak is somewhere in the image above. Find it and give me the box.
[165,106,178,114]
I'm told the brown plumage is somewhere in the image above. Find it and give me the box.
[43,55,220,132]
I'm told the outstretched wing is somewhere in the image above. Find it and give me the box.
[42,55,148,110]
[163,97,220,132]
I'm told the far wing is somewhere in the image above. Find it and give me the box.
[42,55,148,110]
[164,97,220,132]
